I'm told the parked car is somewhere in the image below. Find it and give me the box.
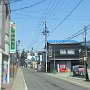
[72,65,84,76]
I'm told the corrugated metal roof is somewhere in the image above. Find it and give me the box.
[47,40,78,44]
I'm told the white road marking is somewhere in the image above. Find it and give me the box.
[24,81,28,90]
[21,69,28,90]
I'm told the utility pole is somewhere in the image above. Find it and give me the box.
[54,51,56,74]
[16,40,20,68]
[42,21,49,73]
[84,26,89,81]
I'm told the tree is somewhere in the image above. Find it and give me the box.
[20,49,26,66]
[21,49,25,59]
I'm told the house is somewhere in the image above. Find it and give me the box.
[47,40,82,72]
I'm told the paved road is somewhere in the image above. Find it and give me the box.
[22,68,89,90]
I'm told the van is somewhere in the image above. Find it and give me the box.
[72,65,84,76]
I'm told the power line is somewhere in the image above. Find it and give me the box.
[33,0,52,50]
[65,28,84,40]
[1,0,21,4]
[31,2,83,50]
[11,0,47,11]
[30,0,53,50]
[37,0,57,44]
[39,0,53,22]
[48,0,84,37]
[43,0,57,19]
[65,27,90,40]
[10,0,21,3]
[65,24,90,40]
[45,0,62,19]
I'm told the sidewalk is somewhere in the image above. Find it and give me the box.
[1,78,14,90]
[1,67,27,90]
[10,67,26,90]
[46,72,90,89]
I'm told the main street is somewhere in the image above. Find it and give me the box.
[22,68,89,90]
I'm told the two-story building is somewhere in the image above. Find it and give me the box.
[47,40,82,72]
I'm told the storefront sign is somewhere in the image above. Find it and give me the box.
[10,21,16,53]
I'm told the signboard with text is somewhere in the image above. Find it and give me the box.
[10,21,16,53]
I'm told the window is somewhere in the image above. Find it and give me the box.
[49,46,52,57]
[67,49,75,54]
[60,49,75,55]
[60,49,66,54]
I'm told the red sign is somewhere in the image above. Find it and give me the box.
[60,64,66,72]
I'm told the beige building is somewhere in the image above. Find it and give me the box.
[0,0,10,89]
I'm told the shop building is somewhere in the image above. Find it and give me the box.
[47,40,82,72]
[0,0,10,88]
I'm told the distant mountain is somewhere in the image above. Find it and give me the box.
[81,40,90,48]
[86,41,90,48]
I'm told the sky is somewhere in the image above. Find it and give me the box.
[10,0,90,52]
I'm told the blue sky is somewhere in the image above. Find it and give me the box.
[10,0,90,52]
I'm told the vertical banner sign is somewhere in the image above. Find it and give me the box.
[10,21,16,53]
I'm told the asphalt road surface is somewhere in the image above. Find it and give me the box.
[22,68,89,90]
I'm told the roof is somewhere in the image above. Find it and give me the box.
[47,40,78,44]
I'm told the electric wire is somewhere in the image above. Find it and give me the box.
[47,0,84,37]
[32,0,53,48]
[65,25,90,40]
[30,0,53,50]
[11,0,85,50]
[34,0,57,49]
[43,0,57,19]
[10,0,21,3]
[34,0,84,50]
[68,28,90,40]
[10,0,47,50]
[65,24,90,40]
[11,0,47,11]
[65,28,90,40]
[45,0,62,19]
[39,0,53,22]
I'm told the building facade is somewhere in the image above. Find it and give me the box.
[0,0,10,89]
[79,41,90,69]
[47,40,82,72]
